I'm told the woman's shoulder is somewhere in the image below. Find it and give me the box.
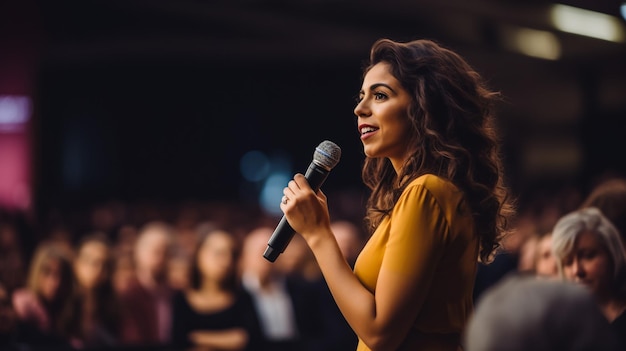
[406,174,461,197]
[401,174,468,217]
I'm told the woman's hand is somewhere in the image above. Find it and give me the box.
[280,173,332,244]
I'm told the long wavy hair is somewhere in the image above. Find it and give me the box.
[58,233,121,344]
[26,241,74,320]
[360,38,515,263]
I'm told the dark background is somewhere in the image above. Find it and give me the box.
[2,0,626,223]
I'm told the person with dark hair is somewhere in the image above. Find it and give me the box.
[170,229,263,351]
[11,241,74,349]
[1,280,27,351]
[580,176,626,246]
[278,38,514,351]
[58,233,121,349]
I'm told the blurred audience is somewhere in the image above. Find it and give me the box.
[11,241,74,348]
[532,231,559,278]
[3,179,624,350]
[0,219,27,294]
[315,220,363,351]
[1,280,24,351]
[580,176,626,246]
[279,233,321,283]
[111,225,138,294]
[171,228,263,351]
[464,274,621,351]
[330,220,364,268]
[239,226,323,351]
[58,233,121,349]
[551,207,626,348]
[118,220,176,348]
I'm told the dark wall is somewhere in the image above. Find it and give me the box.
[34,58,367,212]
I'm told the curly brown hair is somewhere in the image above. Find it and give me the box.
[360,38,515,263]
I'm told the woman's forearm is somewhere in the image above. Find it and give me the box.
[305,231,406,351]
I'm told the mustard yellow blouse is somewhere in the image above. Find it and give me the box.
[353,174,479,351]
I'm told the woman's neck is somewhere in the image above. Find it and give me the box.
[597,294,626,322]
[199,279,226,294]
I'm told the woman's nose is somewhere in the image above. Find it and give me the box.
[571,258,585,278]
[354,99,370,118]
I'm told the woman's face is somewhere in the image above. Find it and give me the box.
[535,234,558,277]
[74,241,110,290]
[354,62,413,169]
[38,258,63,301]
[198,233,236,284]
[562,230,613,297]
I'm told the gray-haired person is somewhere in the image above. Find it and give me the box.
[552,207,626,348]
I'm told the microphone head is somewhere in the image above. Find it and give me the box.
[313,140,341,171]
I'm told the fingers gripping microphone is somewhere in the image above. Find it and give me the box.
[263,140,341,262]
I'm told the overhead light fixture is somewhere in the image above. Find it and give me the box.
[501,26,561,60]
[550,4,626,43]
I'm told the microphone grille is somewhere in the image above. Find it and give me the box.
[313,140,341,171]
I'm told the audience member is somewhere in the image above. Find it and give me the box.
[551,207,626,348]
[580,176,626,246]
[0,220,27,294]
[167,245,192,292]
[330,220,364,268]
[464,274,620,351]
[111,224,138,294]
[314,220,364,351]
[11,241,74,348]
[0,280,24,351]
[239,226,323,351]
[533,231,559,278]
[278,233,321,283]
[171,228,263,351]
[58,233,121,349]
[118,220,176,347]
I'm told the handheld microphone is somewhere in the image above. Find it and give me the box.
[263,140,341,262]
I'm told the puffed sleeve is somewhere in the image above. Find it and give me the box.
[382,183,449,310]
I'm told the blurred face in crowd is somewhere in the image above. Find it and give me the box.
[135,230,171,277]
[535,234,558,278]
[241,228,274,280]
[562,230,613,297]
[278,234,310,275]
[198,231,237,285]
[38,257,64,301]
[74,240,110,290]
[331,221,363,263]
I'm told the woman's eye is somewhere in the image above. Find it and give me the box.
[374,92,387,100]
[581,250,597,260]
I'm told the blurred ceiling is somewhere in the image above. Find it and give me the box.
[4,0,626,207]
[36,0,626,64]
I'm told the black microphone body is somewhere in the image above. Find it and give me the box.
[263,140,341,262]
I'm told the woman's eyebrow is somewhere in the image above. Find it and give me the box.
[359,83,397,95]
[369,83,397,94]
